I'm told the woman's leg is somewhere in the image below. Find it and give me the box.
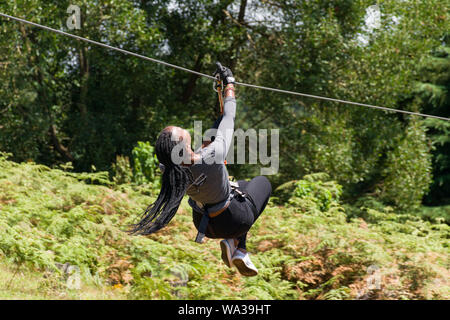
[215,177,271,275]
[236,233,247,250]
[236,179,249,189]
[235,176,272,250]
[241,176,272,221]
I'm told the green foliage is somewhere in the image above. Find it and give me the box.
[415,44,450,205]
[378,120,433,210]
[275,173,343,212]
[415,205,450,225]
[131,141,161,187]
[272,180,298,204]
[322,287,351,300]
[1,0,448,210]
[291,173,342,211]
[0,0,165,171]
[0,156,449,299]
[111,155,133,185]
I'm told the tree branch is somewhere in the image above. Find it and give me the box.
[49,124,74,162]
[222,8,267,39]
[78,46,89,116]
[0,104,11,114]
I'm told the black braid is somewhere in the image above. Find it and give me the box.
[128,129,193,235]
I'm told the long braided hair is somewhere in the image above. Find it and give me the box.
[129,128,193,235]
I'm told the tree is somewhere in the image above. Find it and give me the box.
[1,0,449,210]
[415,42,450,205]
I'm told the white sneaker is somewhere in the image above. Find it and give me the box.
[231,250,258,277]
[220,239,237,268]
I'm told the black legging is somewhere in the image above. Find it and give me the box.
[192,176,272,250]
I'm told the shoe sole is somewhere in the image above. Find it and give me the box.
[220,240,233,268]
[232,258,258,277]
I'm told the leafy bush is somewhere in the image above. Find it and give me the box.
[131,141,160,187]
[272,180,298,204]
[111,155,133,185]
[414,205,450,225]
[378,121,433,210]
[273,173,343,211]
[291,173,342,211]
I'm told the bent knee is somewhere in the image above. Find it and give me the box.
[254,176,272,194]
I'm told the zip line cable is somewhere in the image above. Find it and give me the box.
[1,12,449,122]
[0,13,213,79]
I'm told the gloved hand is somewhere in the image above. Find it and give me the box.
[214,62,235,86]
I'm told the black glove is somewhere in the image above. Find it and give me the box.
[214,62,235,86]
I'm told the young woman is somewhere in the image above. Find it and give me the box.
[130,64,272,277]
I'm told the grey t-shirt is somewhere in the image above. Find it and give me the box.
[186,96,236,213]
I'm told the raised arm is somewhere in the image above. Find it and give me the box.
[205,64,236,162]
[214,84,235,156]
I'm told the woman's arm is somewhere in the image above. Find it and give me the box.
[208,84,235,162]
[199,63,236,162]
[201,115,222,149]
[202,85,235,149]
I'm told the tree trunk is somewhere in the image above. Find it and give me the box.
[238,0,248,23]
[181,53,204,104]
[49,125,74,162]
[229,0,248,70]
[78,46,89,116]
[19,24,74,162]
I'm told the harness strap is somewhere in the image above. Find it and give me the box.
[194,182,257,243]
[195,210,210,243]
[194,191,235,243]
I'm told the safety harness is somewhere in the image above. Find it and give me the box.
[194,180,257,243]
